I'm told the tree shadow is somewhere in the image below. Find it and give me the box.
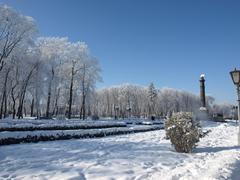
[228,159,240,180]
[194,146,240,153]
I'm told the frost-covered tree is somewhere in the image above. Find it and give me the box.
[0,5,36,72]
[211,103,233,118]
[16,47,41,119]
[37,37,69,118]
[62,41,88,119]
[94,84,210,119]
[148,82,157,118]
[0,5,37,119]
[0,5,103,120]
[57,42,101,119]
[78,52,101,120]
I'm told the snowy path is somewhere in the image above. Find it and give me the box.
[0,121,240,180]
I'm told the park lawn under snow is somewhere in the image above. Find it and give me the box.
[0,121,240,180]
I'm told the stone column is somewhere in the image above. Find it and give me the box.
[197,74,209,121]
[200,74,206,108]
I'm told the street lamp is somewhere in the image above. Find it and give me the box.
[230,68,240,145]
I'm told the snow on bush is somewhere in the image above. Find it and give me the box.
[165,112,201,153]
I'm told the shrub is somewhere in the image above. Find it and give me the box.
[165,112,201,153]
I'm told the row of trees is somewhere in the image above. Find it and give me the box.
[92,83,234,119]
[0,5,101,119]
[92,83,203,118]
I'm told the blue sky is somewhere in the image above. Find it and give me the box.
[1,0,240,104]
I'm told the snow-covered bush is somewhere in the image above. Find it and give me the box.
[165,112,200,153]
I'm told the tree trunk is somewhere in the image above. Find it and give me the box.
[11,87,16,119]
[68,66,74,119]
[80,64,86,120]
[17,98,23,119]
[46,85,51,118]
[12,100,16,119]
[80,105,82,119]
[24,102,27,117]
[11,66,19,119]
[46,67,54,118]
[3,91,7,118]
[35,85,40,119]
[0,94,5,119]
[30,98,34,117]
[17,63,38,119]
[87,104,91,117]
[82,94,86,119]
[52,88,60,116]
[0,68,10,119]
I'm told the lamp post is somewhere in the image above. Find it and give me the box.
[230,68,240,145]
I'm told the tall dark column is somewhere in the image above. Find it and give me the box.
[200,74,206,108]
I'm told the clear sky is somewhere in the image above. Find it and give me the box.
[1,0,240,104]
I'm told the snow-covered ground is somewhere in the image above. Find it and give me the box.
[0,121,240,180]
